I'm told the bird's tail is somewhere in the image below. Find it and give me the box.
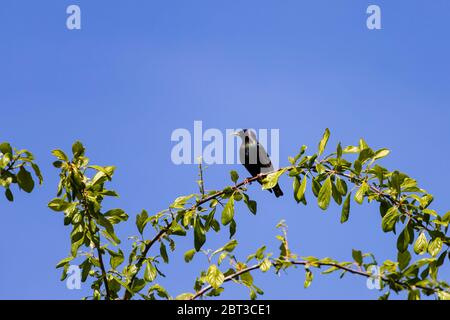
[272,184,284,198]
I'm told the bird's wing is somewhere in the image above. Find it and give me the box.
[240,143,262,177]
[257,143,274,174]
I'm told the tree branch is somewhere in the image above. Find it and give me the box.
[124,160,447,300]
[122,171,278,300]
[191,264,261,300]
[191,259,432,300]
[81,191,111,300]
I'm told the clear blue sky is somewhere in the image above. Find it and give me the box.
[0,1,449,299]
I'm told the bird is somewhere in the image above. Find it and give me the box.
[233,129,283,197]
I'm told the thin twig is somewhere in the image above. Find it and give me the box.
[198,160,205,198]
[191,259,432,300]
[81,191,111,300]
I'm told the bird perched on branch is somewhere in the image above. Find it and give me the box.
[233,129,283,197]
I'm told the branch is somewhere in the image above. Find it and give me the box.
[122,171,281,300]
[191,264,261,300]
[124,160,448,300]
[327,169,445,240]
[122,228,168,300]
[81,191,111,300]
[198,160,205,198]
[0,154,19,176]
[191,259,432,300]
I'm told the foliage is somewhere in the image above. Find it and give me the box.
[41,130,449,300]
[0,142,42,202]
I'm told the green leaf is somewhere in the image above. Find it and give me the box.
[293,145,307,164]
[335,177,347,195]
[194,218,206,251]
[390,171,402,196]
[260,258,272,272]
[175,293,195,300]
[56,256,74,269]
[398,250,411,270]
[294,175,307,203]
[343,145,360,153]
[353,160,362,175]
[358,148,375,164]
[243,194,257,215]
[169,221,187,236]
[354,182,369,204]
[104,208,128,224]
[207,264,224,290]
[17,167,34,193]
[437,291,450,300]
[52,161,63,168]
[80,259,92,282]
[110,249,124,270]
[51,149,69,162]
[336,142,342,158]
[397,227,410,252]
[352,249,363,265]
[144,261,157,282]
[428,237,443,257]
[253,246,266,260]
[414,232,428,255]
[170,194,195,209]
[204,208,217,231]
[331,181,342,205]
[304,269,313,288]
[340,192,351,223]
[31,163,43,184]
[221,196,235,226]
[89,165,115,181]
[318,128,330,156]
[359,138,369,150]
[136,210,148,235]
[72,141,85,158]
[230,170,239,183]
[240,269,254,286]
[148,284,170,299]
[317,176,332,210]
[217,252,228,266]
[184,249,196,263]
[48,198,71,212]
[160,242,169,263]
[5,188,13,202]
[222,239,238,253]
[229,219,236,238]
[262,169,286,190]
[442,211,450,224]
[0,142,13,155]
[381,207,400,232]
[408,290,420,300]
[373,148,390,161]
[97,214,121,245]
[71,236,84,257]
[311,178,321,197]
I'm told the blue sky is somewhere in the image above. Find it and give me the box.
[0,1,449,299]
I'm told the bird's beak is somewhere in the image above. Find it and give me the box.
[231,131,240,136]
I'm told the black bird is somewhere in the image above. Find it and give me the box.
[233,129,283,197]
